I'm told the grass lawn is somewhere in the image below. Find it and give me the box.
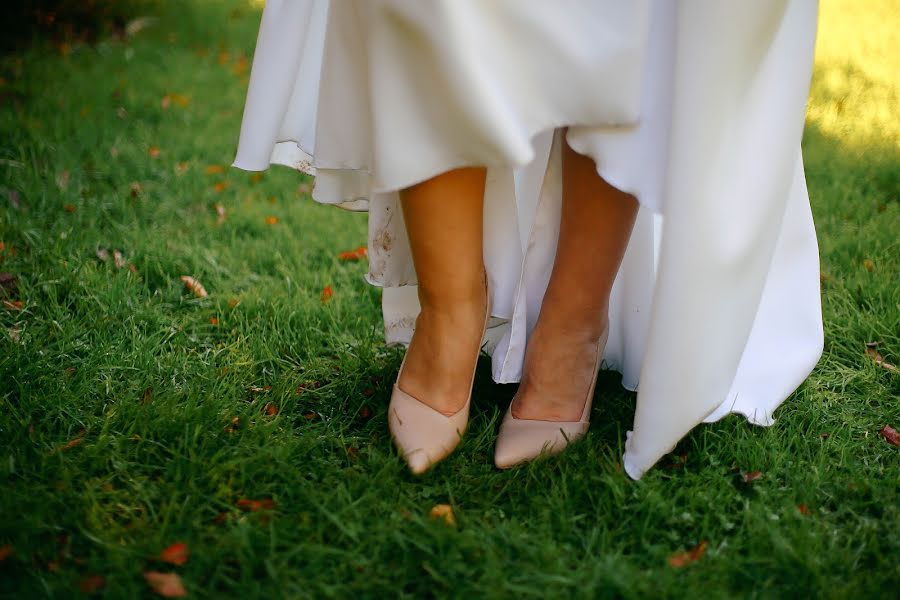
[1,1,897,597]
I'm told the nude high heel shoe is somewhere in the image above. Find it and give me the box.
[493,327,609,469]
[388,278,492,475]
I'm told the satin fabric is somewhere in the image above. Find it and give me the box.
[233,0,823,479]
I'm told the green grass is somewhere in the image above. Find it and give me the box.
[1,1,897,598]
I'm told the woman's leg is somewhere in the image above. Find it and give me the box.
[512,133,638,420]
[397,167,489,416]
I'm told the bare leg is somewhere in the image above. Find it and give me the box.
[512,132,638,421]
[398,167,489,416]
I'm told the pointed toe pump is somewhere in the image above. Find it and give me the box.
[494,327,609,469]
[388,279,492,475]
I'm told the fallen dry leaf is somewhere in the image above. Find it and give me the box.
[204,165,225,175]
[79,575,106,594]
[213,182,228,193]
[249,172,264,184]
[865,343,897,373]
[161,93,190,109]
[141,387,153,404]
[130,182,142,198]
[359,406,371,420]
[862,259,875,272]
[159,542,190,566]
[0,545,12,561]
[113,250,126,269]
[302,410,318,420]
[224,416,241,433]
[320,285,333,303]
[263,403,278,416]
[209,317,219,326]
[53,433,85,453]
[214,203,226,225]
[63,203,76,213]
[797,504,811,515]
[742,471,763,483]
[0,272,16,296]
[236,498,276,512]
[175,162,190,175]
[879,425,900,447]
[56,170,70,190]
[249,385,272,394]
[429,504,456,526]
[143,571,187,598]
[338,246,368,261]
[668,540,707,568]
[227,298,239,308]
[148,147,161,158]
[265,215,278,225]
[180,276,208,298]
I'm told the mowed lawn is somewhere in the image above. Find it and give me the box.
[1,1,897,598]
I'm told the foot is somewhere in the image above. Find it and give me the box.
[397,279,489,416]
[511,318,608,422]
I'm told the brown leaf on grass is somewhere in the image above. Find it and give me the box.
[320,285,333,303]
[96,248,110,262]
[359,406,371,420]
[8,326,21,343]
[232,55,249,76]
[161,93,190,109]
[249,385,272,394]
[3,300,24,310]
[429,504,456,526]
[141,387,153,404]
[0,545,13,561]
[338,246,368,261]
[143,571,187,598]
[180,276,208,298]
[346,446,359,459]
[862,259,875,272]
[79,575,106,593]
[236,498,276,512]
[879,425,900,447]
[865,343,897,372]
[113,250,126,269]
[159,542,190,566]
[0,272,17,296]
[227,298,239,308]
[742,471,763,483]
[52,432,85,453]
[204,165,225,175]
[63,203,77,213]
[148,147,161,158]
[249,172,264,184]
[302,410,319,420]
[797,504,811,515]
[667,540,708,568]
[130,182,142,198]
[174,162,190,175]
[46,560,60,572]
[262,403,278,416]
[214,203,226,225]
[209,317,219,326]
[56,170,70,190]
[213,182,228,193]
[264,215,279,225]
[224,416,240,433]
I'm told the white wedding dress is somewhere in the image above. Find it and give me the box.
[233,0,824,479]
